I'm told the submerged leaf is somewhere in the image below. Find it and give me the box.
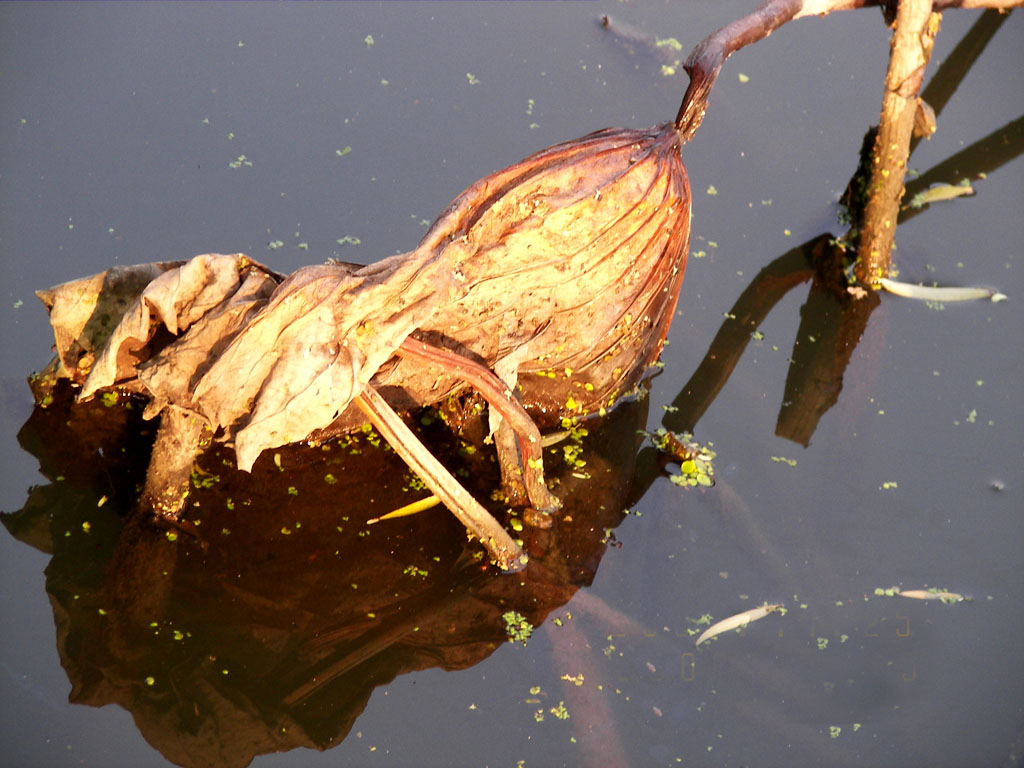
[366,495,440,525]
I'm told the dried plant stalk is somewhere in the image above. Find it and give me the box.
[857,2,941,283]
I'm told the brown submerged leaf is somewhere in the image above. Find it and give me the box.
[7,379,649,764]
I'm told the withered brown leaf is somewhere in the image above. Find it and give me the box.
[37,121,692,569]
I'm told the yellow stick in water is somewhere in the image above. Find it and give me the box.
[367,495,440,525]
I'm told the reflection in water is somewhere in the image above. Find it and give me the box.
[5,219,895,768]
[4,227,876,766]
[775,243,880,446]
[660,235,883,446]
[6,14,1019,760]
[5,383,649,768]
[628,236,880,499]
[5,202,1012,764]
[9,101,1018,761]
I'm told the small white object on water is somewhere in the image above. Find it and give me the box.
[695,603,783,647]
[878,278,1006,303]
[897,589,967,602]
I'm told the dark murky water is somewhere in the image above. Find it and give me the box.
[2,3,1022,767]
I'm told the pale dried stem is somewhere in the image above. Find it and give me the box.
[674,0,1019,142]
[673,0,1017,240]
[353,384,524,571]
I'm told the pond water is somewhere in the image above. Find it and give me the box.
[1,2,1022,767]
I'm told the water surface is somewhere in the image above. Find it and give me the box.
[1,3,1022,767]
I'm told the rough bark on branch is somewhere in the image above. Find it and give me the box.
[856,1,941,284]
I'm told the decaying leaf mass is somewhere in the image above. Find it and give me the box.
[40,0,997,568]
[35,122,693,569]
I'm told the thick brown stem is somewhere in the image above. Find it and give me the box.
[395,336,560,513]
[856,1,941,284]
[353,385,525,571]
[673,0,1017,143]
[140,406,208,519]
[675,0,804,141]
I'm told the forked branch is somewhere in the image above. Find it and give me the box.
[675,0,1019,143]
[672,0,1020,284]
